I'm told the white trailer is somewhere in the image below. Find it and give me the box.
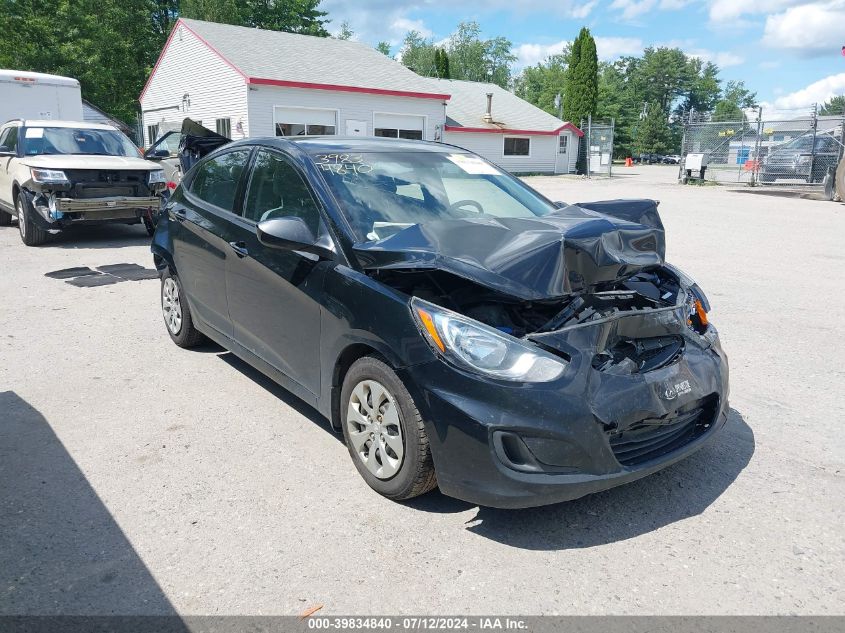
[0,69,83,125]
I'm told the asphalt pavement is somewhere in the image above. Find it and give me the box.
[1,165,842,615]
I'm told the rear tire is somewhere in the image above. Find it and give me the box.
[160,268,206,348]
[341,356,437,501]
[17,192,48,246]
[0,205,11,226]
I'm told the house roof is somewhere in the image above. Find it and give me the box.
[431,79,582,136]
[81,100,132,135]
[142,18,450,101]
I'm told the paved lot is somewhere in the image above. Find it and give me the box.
[2,165,843,616]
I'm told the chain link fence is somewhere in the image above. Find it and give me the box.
[679,106,845,195]
[582,116,615,177]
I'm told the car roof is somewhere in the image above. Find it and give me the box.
[245,136,466,154]
[19,120,118,131]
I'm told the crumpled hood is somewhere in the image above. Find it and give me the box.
[353,199,665,301]
[21,155,161,171]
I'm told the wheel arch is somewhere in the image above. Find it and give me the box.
[330,343,389,431]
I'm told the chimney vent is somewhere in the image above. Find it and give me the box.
[483,93,493,123]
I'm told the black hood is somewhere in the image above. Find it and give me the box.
[353,199,665,301]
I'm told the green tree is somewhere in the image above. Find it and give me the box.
[181,0,240,24]
[238,0,329,36]
[335,20,354,40]
[820,95,845,116]
[563,27,598,125]
[434,48,450,79]
[375,41,391,56]
[514,51,568,116]
[635,101,672,154]
[400,30,437,76]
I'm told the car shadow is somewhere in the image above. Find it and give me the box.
[0,391,188,619]
[408,408,754,549]
[48,224,151,249]
[216,351,340,441]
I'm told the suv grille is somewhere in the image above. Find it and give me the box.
[608,395,718,467]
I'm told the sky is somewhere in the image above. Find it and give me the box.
[318,0,845,118]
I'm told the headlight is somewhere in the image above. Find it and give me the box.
[148,169,166,184]
[30,168,68,184]
[411,297,567,382]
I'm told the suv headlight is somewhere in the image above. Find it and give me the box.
[411,297,567,382]
[148,169,166,184]
[30,168,68,184]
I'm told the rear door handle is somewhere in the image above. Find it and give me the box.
[228,241,249,258]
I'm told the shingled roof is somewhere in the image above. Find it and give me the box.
[431,79,582,136]
[143,18,450,101]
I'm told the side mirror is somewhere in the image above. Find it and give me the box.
[145,147,170,159]
[257,216,333,258]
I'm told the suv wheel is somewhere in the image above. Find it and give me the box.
[17,192,48,246]
[161,269,205,348]
[341,356,437,501]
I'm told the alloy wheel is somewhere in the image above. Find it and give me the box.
[346,380,404,479]
[162,277,183,335]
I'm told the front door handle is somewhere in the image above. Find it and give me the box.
[228,241,249,258]
[171,207,187,222]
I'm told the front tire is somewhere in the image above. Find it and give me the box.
[341,356,437,501]
[17,192,48,246]
[160,269,205,348]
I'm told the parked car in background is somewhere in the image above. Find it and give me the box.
[144,118,231,190]
[662,155,681,164]
[152,136,729,508]
[759,132,842,183]
[635,153,664,164]
[0,120,166,245]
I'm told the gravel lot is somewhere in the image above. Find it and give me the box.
[2,165,843,616]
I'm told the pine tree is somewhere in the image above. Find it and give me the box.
[563,26,597,125]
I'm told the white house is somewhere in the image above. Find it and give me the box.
[140,18,580,174]
[433,79,582,174]
[140,18,449,148]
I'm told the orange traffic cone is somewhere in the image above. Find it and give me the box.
[625,157,633,167]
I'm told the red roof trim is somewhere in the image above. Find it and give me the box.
[140,18,248,102]
[445,123,584,138]
[247,77,450,100]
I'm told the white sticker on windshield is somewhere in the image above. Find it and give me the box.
[446,153,500,175]
[25,128,44,138]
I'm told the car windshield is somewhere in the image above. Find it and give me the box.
[311,151,557,242]
[21,127,140,157]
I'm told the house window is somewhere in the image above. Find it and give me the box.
[275,122,336,136]
[504,137,530,156]
[216,118,231,137]
[374,128,423,140]
[146,124,159,146]
[559,135,568,154]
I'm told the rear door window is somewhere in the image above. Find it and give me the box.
[188,150,251,213]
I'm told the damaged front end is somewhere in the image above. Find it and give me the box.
[23,167,163,232]
[359,199,729,507]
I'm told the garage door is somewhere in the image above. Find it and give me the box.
[274,106,337,136]
[373,113,425,140]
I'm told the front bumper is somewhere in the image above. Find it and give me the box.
[400,326,729,509]
[27,192,161,231]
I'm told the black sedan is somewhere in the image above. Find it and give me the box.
[151,137,729,509]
